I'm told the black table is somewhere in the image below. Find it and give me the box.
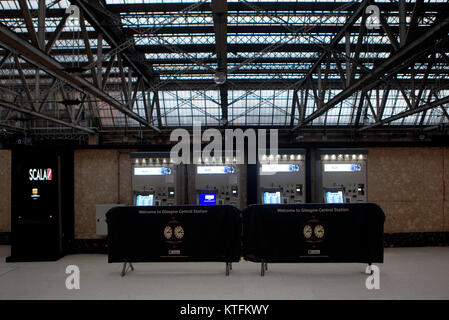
[106,205,242,276]
[243,203,385,276]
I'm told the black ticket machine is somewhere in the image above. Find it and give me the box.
[7,147,73,262]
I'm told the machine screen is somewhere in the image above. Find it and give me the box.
[199,193,217,205]
[261,164,300,173]
[197,166,235,174]
[135,194,154,206]
[31,188,40,200]
[324,163,361,172]
[325,191,344,204]
[263,191,281,204]
[134,167,172,176]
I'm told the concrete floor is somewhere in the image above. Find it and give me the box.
[0,245,448,299]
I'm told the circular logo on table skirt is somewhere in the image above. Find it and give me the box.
[303,219,325,243]
[163,219,185,244]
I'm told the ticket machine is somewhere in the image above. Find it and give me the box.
[192,152,244,209]
[131,152,183,206]
[257,149,306,204]
[316,149,367,203]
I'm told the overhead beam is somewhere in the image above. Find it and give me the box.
[3,78,449,92]
[14,54,36,111]
[211,0,228,124]
[399,0,407,47]
[45,13,70,54]
[0,51,12,68]
[72,0,157,92]
[405,0,424,44]
[0,98,96,134]
[0,122,27,133]
[290,90,298,126]
[38,0,46,50]
[4,57,449,72]
[2,43,438,56]
[14,25,440,41]
[293,13,449,130]
[292,0,370,94]
[108,2,441,13]
[1,2,446,17]
[359,95,449,131]
[18,0,39,47]
[0,23,161,132]
[379,10,400,51]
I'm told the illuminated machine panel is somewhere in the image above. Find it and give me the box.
[197,166,235,175]
[325,190,344,204]
[258,149,306,205]
[260,164,300,173]
[192,153,244,209]
[134,167,172,176]
[263,191,281,204]
[131,152,182,207]
[317,149,367,204]
[323,164,361,172]
[135,194,154,206]
[199,193,217,205]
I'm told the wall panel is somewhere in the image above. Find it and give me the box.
[74,149,135,239]
[368,147,446,233]
[0,150,11,233]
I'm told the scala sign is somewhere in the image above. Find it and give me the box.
[29,168,53,181]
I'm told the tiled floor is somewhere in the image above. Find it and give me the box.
[0,245,448,299]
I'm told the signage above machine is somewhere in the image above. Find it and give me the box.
[260,164,300,173]
[29,168,52,181]
[197,166,235,175]
[134,167,172,176]
[323,164,361,172]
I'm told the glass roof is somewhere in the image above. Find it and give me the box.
[0,0,448,133]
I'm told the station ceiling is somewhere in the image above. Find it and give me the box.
[0,0,448,144]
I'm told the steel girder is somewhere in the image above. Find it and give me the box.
[0,1,448,136]
[2,2,448,18]
[0,98,96,133]
[359,94,449,131]
[212,0,228,124]
[292,12,449,131]
[0,22,160,132]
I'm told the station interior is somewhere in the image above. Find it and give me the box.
[0,0,448,300]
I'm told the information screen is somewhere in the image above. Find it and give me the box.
[199,193,217,205]
[134,167,172,176]
[325,191,344,204]
[197,166,235,175]
[135,194,154,206]
[324,163,361,172]
[260,164,300,173]
[263,191,281,204]
[30,187,41,200]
